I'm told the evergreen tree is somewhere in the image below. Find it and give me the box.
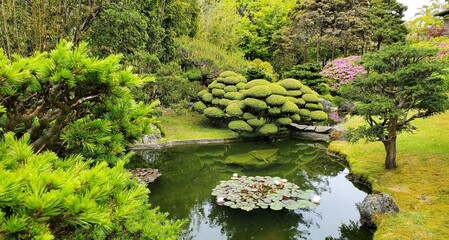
[340,44,449,169]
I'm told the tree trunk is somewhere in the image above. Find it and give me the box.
[383,118,397,169]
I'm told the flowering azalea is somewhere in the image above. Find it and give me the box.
[321,56,367,90]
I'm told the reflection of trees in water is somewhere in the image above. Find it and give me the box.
[207,199,315,240]
[129,139,367,239]
[325,221,374,240]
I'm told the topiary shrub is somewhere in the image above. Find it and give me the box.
[243,112,256,120]
[228,120,253,132]
[268,107,281,115]
[247,118,265,127]
[245,79,271,89]
[209,81,226,89]
[305,103,324,110]
[286,96,306,106]
[224,85,238,92]
[193,101,207,113]
[218,76,247,85]
[299,109,311,118]
[204,107,225,118]
[218,98,232,107]
[302,93,320,103]
[245,85,272,98]
[226,103,244,117]
[291,114,301,122]
[281,101,300,114]
[224,92,244,100]
[198,89,209,98]
[300,85,315,94]
[270,84,289,95]
[202,93,214,102]
[266,95,287,106]
[259,124,278,134]
[212,88,226,97]
[287,90,302,97]
[236,82,247,90]
[211,98,220,105]
[244,98,268,110]
[310,111,328,121]
[278,78,303,90]
[220,71,238,78]
[277,117,293,126]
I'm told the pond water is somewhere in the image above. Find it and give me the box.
[130,138,374,240]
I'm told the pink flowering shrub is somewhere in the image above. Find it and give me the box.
[320,56,367,90]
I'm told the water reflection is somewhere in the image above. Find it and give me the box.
[130,139,373,240]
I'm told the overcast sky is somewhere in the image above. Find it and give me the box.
[397,0,433,20]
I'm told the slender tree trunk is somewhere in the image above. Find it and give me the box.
[1,0,12,58]
[383,118,398,169]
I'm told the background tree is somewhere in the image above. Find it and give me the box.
[368,0,408,50]
[340,44,449,169]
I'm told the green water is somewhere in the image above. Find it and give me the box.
[131,138,374,240]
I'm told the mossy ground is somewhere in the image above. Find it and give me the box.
[328,112,449,240]
[157,108,238,142]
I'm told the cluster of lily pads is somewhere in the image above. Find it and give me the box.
[211,175,316,211]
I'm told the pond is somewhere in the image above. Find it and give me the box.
[130,138,374,240]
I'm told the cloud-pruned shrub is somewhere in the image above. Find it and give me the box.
[193,71,328,134]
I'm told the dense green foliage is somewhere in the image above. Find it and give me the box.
[0,133,184,239]
[0,41,156,164]
[340,44,449,169]
[194,71,327,135]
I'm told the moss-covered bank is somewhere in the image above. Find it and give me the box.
[328,112,449,240]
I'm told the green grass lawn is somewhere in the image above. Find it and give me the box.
[329,112,449,240]
[156,108,238,142]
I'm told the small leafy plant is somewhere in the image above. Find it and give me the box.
[211,175,316,211]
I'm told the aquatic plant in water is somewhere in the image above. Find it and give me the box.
[211,175,316,211]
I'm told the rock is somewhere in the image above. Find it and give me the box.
[290,123,308,130]
[315,126,333,133]
[305,126,316,131]
[129,168,162,185]
[320,98,333,113]
[358,193,399,228]
[140,125,162,144]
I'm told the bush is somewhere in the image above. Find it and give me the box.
[287,90,302,97]
[300,85,315,94]
[320,56,366,90]
[202,93,214,102]
[245,79,271,89]
[220,71,238,78]
[236,82,247,90]
[228,120,253,132]
[281,63,330,95]
[277,117,293,126]
[265,95,287,106]
[211,98,220,105]
[243,112,256,120]
[193,101,207,113]
[204,107,225,118]
[302,93,320,103]
[278,78,303,90]
[281,101,300,114]
[224,92,244,100]
[244,98,268,110]
[270,84,289,95]
[247,118,265,127]
[226,104,243,117]
[218,76,247,85]
[268,107,281,115]
[310,111,328,121]
[198,89,209,97]
[305,103,324,110]
[224,85,238,92]
[0,133,185,239]
[291,114,301,122]
[218,99,232,107]
[259,124,278,135]
[212,88,226,97]
[299,109,311,118]
[286,96,306,106]
[245,85,272,98]
[209,81,226,89]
